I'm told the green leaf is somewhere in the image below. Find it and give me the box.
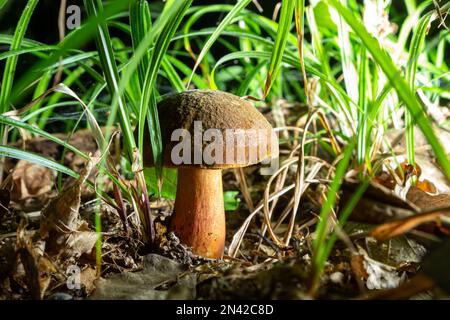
[144,168,178,199]
[187,0,253,86]
[405,13,432,167]
[224,191,241,211]
[130,0,152,87]
[264,0,295,98]
[138,0,192,189]
[0,0,39,135]
[0,145,78,178]
[84,0,135,157]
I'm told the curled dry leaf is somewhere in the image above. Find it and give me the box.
[16,222,56,299]
[342,180,417,224]
[80,267,97,295]
[370,187,450,241]
[415,179,437,194]
[355,247,404,290]
[370,211,449,242]
[65,230,98,258]
[11,160,56,200]
[40,161,96,257]
[406,186,450,209]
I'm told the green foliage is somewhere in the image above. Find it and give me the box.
[224,191,241,211]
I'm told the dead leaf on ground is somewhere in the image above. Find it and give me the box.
[40,160,96,257]
[16,221,57,299]
[365,236,426,267]
[370,187,450,241]
[90,254,196,300]
[80,267,97,295]
[363,273,435,300]
[11,160,56,201]
[356,247,405,290]
[342,180,417,224]
[65,230,98,258]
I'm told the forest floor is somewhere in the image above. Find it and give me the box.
[1,105,450,300]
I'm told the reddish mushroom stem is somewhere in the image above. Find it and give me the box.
[170,168,225,258]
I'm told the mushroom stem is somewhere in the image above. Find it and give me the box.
[171,168,225,258]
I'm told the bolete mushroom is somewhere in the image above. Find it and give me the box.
[140,90,278,258]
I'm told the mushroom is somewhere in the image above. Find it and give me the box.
[140,90,278,258]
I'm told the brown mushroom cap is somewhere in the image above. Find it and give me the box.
[140,89,278,169]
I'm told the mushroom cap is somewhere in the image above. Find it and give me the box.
[140,89,278,169]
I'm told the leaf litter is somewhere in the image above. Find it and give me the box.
[1,112,450,300]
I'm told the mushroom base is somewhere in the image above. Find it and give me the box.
[170,168,225,258]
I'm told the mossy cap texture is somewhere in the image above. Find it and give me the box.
[139,89,278,169]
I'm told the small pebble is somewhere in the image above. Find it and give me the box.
[48,293,73,300]
[330,272,344,285]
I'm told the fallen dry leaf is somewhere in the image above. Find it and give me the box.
[415,179,437,194]
[65,230,98,258]
[90,254,196,300]
[16,221,56,299]
[342,180,417,224]
[11,160,55,200]
[373,171,397,190]
[370,187,450,241]
[80,267,97,295]
[356,247,404,290]
[39,161,95,256]
[364,273,435,300]
[370,211,449,242]
[406,186,450,209]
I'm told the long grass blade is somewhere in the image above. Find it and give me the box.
[0,0,39,134]
[264,0,295,98]
[187,0,253,86]
[0,146,77,178]
[405,13,432,168]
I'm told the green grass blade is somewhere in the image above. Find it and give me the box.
[84,0,135,156]
[312,138,356,288]
[161,57,185,92]
[138,0,192,184]
[187,0,253,86]
[327,0,450,180]
[405,14,432,167]
[0,0,38,132]
[10,1,129,109]
[0,115,88,159]
[0,145,78,178]
[264,0,295,98]
[130,0,152,86]
[356,47,368,168]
